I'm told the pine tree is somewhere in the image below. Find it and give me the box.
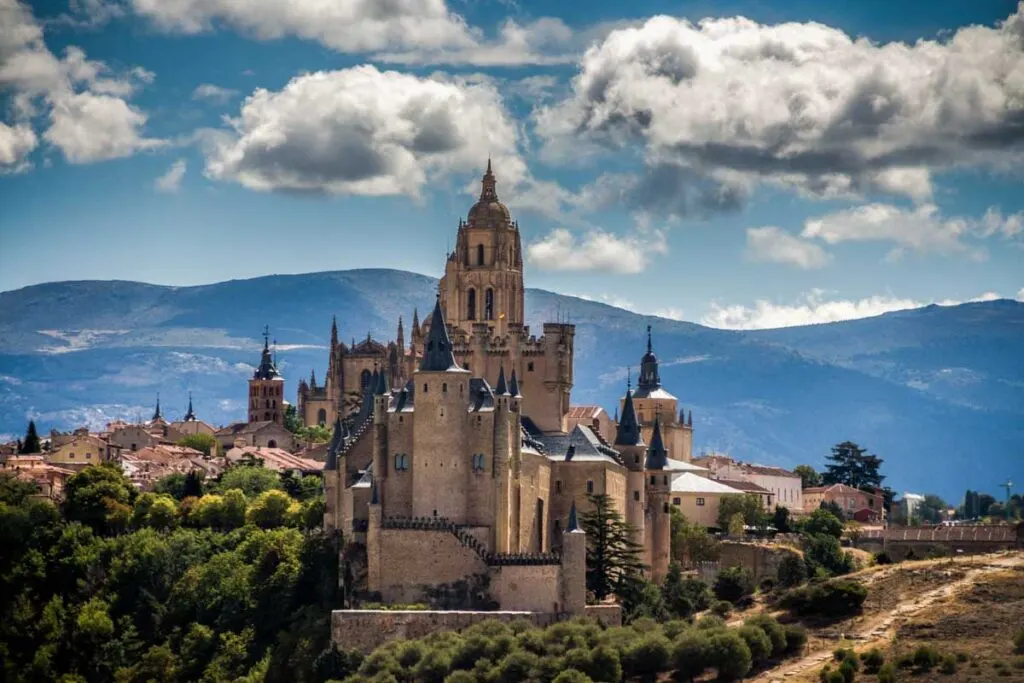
[822,441,885,491]
[580,493,645,600]
[19,420,41,454]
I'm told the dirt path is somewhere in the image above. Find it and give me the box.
[750,552,1024,683]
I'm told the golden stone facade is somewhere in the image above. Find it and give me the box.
[314,163,688,607]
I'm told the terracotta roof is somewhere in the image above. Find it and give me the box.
[716,478,772,494]
[567,406,606,419]
[225,446,322,472]
[215,421,280,436]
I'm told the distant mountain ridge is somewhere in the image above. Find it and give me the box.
[2,269,1022,500]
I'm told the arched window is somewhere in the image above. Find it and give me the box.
[360,369,372,391]
[477,244,484,265]
[264,412,271,421]
[268,439,277,448]
[317,408,327,425]
[485,289,494,321]
[467,288,477,320]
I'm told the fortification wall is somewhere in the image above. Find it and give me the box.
[717,541,801,582]
[490,564,561,613]
[377,528,487,603]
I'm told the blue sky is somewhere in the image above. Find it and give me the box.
[1,0,1022,329]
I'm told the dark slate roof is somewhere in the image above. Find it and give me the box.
[419,295,464,372]
[469,378,495,412]
[375,367,389,395]
[253,338,282,380]
[645,416,669,470]
[508,369,521,397]
[614,389,644,447]
[389,380,416,412]
[495,366,508,395]
[567,501,580,532]
[325,416,345,471]
[183,394,195,421]
[522,421,622,465]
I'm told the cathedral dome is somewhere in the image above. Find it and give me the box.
[466,159,511,227]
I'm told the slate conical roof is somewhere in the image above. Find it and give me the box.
[508,369,521,397]
[567,500,580,532]
[325,415,344,471]
[152,394,162,421]
[254,334,282,380]
[638,324,661,392]
[419,295,461,372]
[645,414,669,470]
[495,365,508,395]
[614,387,644,447]
[375,366,390,395]
[183,393,196,421]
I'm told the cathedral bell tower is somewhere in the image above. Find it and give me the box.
[439,159,524,338]
[248,326,285,426]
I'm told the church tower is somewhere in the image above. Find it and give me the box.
[645,414,671,582]
[439,159,524,338]
[248,326,285,426]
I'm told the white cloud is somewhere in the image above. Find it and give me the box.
[800,203,1024,260]
[192,83,238,104]
[0,121,36,172]
[702,289,1013,330]
[653,307,685,321]
[203,65,523,197]
[155,159,186,192]
[527,227,665,274]
[536,4,1024,213]
[746,226,831,269]
[0,0,161,164]
[1017,288,1024,301]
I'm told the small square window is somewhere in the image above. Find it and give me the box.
[633,491,639,501]
[442,383,448,393]
[528,362,534,372]
[696,497,705,506]
[673,497,681,505]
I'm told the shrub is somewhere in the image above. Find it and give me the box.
[662,620,690,641]
[782,624,808,655]
[819,667,844,683]
[780,580,867,617]
[955,652,968,663]
[913,645,941,671]
[552,670,592,683]
[877,662,896,683]
[861,647,885,673]
[778,553,808,588]
[584,645,621,683]
[874,552,893,565]
[671,630,711,682]
[621,633,671,682]
[495,651,539,683]
[711,600,732,618]
[707,631,752,682]
[745,614,787,656]
[737,625,773,666]
[838,659,857,683]
[939,653,957,674]
[833,647,857,667]
[443,671,476,683]
[758,576,776,593]
[413,648,453,683]
[695,615,727,631]
[714,566,755,603]
[1015,628,1024,654]
[895,653,915,669]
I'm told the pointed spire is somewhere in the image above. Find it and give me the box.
[375,366,390,396]
[508,369,521,397]
[645,414,669,470]
[184,392,195,421]
[152,393,162,421]
[614,387,644,447]
[325,415,344,471]
[330,315,338,347]
[638,325,661,392]
[254,326,282,380]
[647,324,653,354]
[480,158,498,201]
[397,315,405,351]
[412,307,420,335]
[687,410,693,427]
[614,406,619,422]
[495,365,508,395]
[567,500,580,532]
[310,369,317,390]
[419,295,461,372]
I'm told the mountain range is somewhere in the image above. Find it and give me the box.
[1,269,1021,501]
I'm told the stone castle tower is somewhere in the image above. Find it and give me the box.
[248,327,285,426]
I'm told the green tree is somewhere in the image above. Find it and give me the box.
[794,464,822,489]
[178,433,219,457]
[802,534,854,577]
[0,471,41,504]
[772,505,792,533]
[717,494,766,530]
[802,508,844,539]
[670,508,720,566]
[707,631,752,681]
[580,493,645,600]
[822,441,885,490]
[661,562,709,618]
[19,420,42,453]
[217,466,281,497]
[713,566,754,603]
[727,512,746,537]
[917,494,948,524]
[247,489,295,528]
[671,629,711,682]
[283,404,304,433]
[63,463,136,535]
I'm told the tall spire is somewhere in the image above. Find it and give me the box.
[375,366,390,396]
[638,325,661,392]
[645,414,669,470]
[152,393,162,421]
[183,392,195,421]
[479,158,498,202]
[687,410,693,427]
[614,387,643,447]
[509,369,521,397]
[254,326,282,380]
[396,315,405,352]
[419,295,461,372]
[412,307,420,336]
[330,316,338,347]
[495,365,508,395]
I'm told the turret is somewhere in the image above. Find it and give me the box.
[560,501,587,615]
[645,414,672,582]
[615,380,647,552]
[183,393,196,422]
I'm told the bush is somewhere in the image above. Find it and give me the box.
[833,647,858,670]
[758,577,776,593]
[777,553,808,588]
[861,647,885,673]
[671,630,711,682]
[552,670,592,683]
[782,624,808,655]
[584,645,622,683]
[939,653,957,674]
[838,659,857,683]
[412,648,453,683]
[695,615,726,631]
[711,600,732,618]
[874,552,893,565]
[745,614,787,657]
[714,566,755,603]
[895,653,915,669]
[707,631,752,682]
[621,633,671,682]
[955,652,968,663]
[913,644,941,671]
[877,662,896,683]
[443,672,476,683]
[1015,628,1024,654]
[495,651,539,683]
[737,625,773,666]
[780,580,867,617]
[819,667,844,683]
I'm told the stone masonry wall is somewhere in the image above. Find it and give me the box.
[490,564,561,613]
[717,541,800,582]
[377,528,487,603]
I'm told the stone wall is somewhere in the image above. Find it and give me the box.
[584,604,622,627]
[717,541,801,582]
[490,564,561,613]
[376,528,487,603]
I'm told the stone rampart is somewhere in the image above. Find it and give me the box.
[716,541,801,582]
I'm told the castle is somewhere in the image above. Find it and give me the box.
[314,162,695,610]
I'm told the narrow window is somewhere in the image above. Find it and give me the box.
[69,452,75,459]
[663,502,669,513]
[467,288,477,320]
[586,480,594,494]
[528,362,534,372]
[477,244,484,265]
[442,382,448,393]
[554,520,561,536]
[423,383,428,393]
[650,475,656,485]
[664,475,668,485]
[633,491,639,501]
[485,289,494,320]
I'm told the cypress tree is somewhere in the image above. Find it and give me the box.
[580,493,645,600]
[19,420,41,453]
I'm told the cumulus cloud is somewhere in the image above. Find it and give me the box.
[155,159,186,192]
[0,121,36,172]
[536,5,1024,215]
[746,226,831,269]
[527,227,666,274]
[702,289,1012,330]
[202,65,524,198]
[192,83,238,104]
[800,203,1024,260]
[0,0,161,164]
